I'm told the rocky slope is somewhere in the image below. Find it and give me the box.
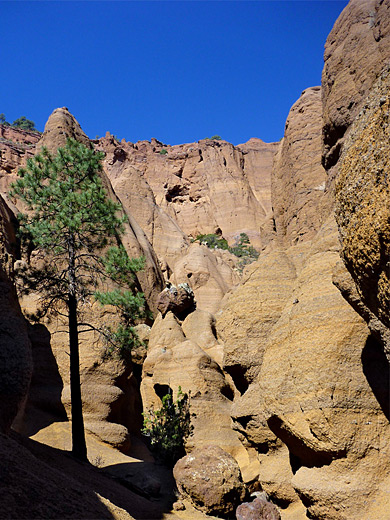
[0,0,390,518]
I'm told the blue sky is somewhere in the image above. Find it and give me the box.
[1,1,347,145]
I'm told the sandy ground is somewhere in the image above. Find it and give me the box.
[8,417,218,520]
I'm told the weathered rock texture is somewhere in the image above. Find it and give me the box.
[272,86,330,246]
[98,134,277,313]
[236,138,278,217]
[105,137,277,250]
[140,311,260,484]
[7,108,163,451]
[323,19,390,520]
[0,432,133,520]
[322,0,390,172]
[0,125,40,182]
[173,445,246,516]
[335,67,390,354]
[38,107,91,153]
[2,2,390,518]
[215,4,390,510]
[156,284,196,318]
[223,214,390,519]
[236,496,281,520]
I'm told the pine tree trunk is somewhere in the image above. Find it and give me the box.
[68,236,88,461]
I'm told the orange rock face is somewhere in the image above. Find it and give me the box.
[322,0,390,171]
[4,3,390,517]
[101,136,278,251]
[272,87,330,247]
[0,125,40,191]
[97,132,277,313]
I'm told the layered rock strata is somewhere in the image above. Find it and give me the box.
[103,136,278,250]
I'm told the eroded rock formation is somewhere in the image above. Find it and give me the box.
[335,67,390,354]
[1,1,390,518]
[322,0,390,172]
[272,86,330,246]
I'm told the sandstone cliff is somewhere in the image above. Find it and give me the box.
[324,1,390,358]
[0,194,32,433]
[322,0,390,173]
[1,1,390,518]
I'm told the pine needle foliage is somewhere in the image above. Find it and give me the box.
[94,246,148,361]
[9,138,144,461]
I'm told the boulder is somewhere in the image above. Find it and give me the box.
[173,445,246,516]
[236,496,281,520]
[156,283,196,318]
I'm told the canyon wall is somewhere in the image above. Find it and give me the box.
[0,0,389,518]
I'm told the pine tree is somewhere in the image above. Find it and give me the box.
[10,138,140,461]
[12,116,36,131]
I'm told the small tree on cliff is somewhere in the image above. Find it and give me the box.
[9,138,137,461]
[12,116,36,131]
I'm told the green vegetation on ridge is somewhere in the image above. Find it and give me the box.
[194,232,259,268]
[0,113,38,132]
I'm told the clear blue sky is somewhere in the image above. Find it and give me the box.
[1,1,348,145]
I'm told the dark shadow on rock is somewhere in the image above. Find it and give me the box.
[100,461,176,519]
[13,432,171,520]
[267,415,346,470]
[13,323,67,436]
[5,431,116,520]
[362,334,390,421]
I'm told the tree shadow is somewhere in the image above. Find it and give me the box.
[13,322,67,436]
[7,431,116,520]
[14,431,174,520]
[97,461,176,519]
[361,334,390,421]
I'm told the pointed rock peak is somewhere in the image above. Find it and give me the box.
[38,107,90,153]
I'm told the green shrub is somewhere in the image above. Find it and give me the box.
[210,135,222,140]
[159,149,168,155]
[195,233,229,250]
[142,387,193,466]
[195,232,259,268]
